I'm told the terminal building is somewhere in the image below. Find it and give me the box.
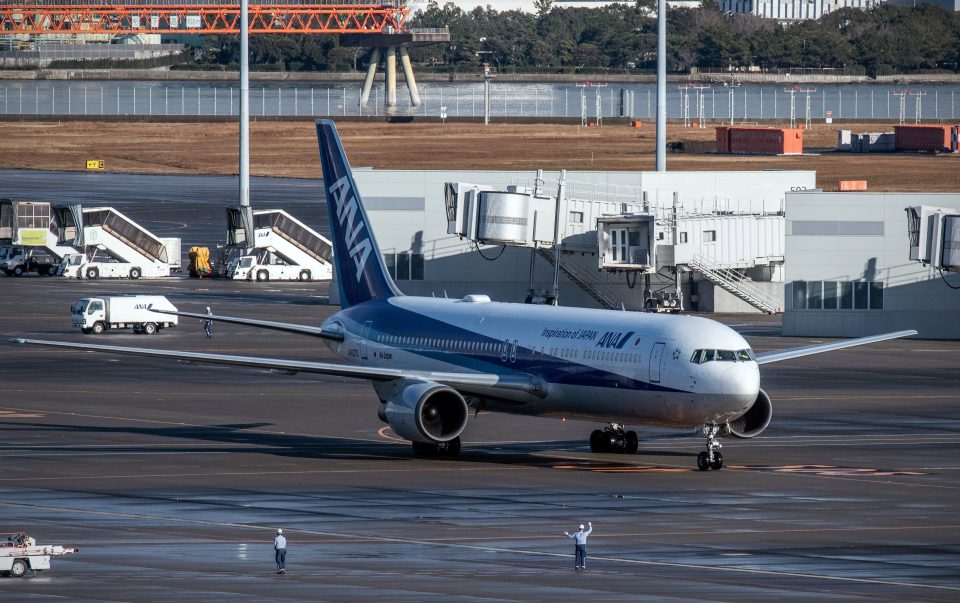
[337,168,958,340]
[343,168,814,313]
[782,192,960,340]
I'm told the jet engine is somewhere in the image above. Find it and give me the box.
[726,388,773,439]
[379,381,469,444]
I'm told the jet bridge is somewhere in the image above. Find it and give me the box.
[223,207,333,281]
[444,177,786,313]
[906,205,960,272]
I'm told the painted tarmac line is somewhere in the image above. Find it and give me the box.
[0,465,528,482]
[2,500,957,593]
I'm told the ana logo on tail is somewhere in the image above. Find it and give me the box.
[328,175,372,282]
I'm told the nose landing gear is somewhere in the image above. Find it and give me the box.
[589,424,638,454]
[697,424,723,471]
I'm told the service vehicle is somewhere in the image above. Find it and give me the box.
[72,295,178,335]
[228,251,314,281]
[2,246,59,277]
[0,532,78,578]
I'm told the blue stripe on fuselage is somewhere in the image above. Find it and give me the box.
[337,301,685,394]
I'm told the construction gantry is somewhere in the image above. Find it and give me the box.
[0,1,409,34]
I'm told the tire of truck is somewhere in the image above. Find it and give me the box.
[85,267,99,280]
[298,270,310,281]
[10,558,28,578]
[142,322,157,335]
[13,265,24,277]
[43,265,54,276]
[92,321,105,335]
[129,267,141,280]
[256,269,269,282]
[81,328,92,335]
[3,270,11,277]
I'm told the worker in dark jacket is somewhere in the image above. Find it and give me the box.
[564,522,593,570]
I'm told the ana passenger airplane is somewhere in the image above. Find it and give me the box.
[15,120,917,471]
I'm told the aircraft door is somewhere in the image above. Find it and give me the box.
[360,321,373,360]
[649,342,665,383]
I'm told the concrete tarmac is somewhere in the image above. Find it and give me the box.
[1,172,959,601]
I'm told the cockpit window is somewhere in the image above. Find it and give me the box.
[690,348,755,364]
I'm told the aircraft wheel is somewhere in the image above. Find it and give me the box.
[697,452,711,471]
[439,437,461,457]
[710,452,723,471]
[10,558,28,578]
[625,431,638,454]
[589,429,606,452]
[412,441,437,457]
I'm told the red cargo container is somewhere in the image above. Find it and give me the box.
[838,180,868,191]
[719,127,803,155]
[715,126,730,153]
[894,125,953,153]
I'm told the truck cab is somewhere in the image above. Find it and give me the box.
[72,298,107,334]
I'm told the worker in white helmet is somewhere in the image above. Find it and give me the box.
[273,528,287,574]
[563,522,593,570]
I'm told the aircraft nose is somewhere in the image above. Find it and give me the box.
[722,362,760,398]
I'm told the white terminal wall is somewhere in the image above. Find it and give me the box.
[331,169,814,309]
[783,191,960,340]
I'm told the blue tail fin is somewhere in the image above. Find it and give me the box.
[316,120,400,307]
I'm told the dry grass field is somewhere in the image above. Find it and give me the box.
[2,120,958,192]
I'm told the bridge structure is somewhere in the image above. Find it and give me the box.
[0,1,409,35]
[0,1,448,111]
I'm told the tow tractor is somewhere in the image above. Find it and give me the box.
[0,532,78,578]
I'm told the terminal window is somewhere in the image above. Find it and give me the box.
[790,280,883,310]
[383,252,424,281]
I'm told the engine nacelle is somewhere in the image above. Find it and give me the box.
[726,388,773,439]
[381,381,469,444]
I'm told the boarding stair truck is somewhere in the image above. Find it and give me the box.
[72,295,178,335]
[0,532,78,578]
[60,207,178,279]
[224,207,333,282]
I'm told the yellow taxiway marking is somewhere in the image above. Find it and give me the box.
[0,500,957,593]
[0,410,45,418]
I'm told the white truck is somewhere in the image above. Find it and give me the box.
[72,295,178,335]
[1,532,78,578]
[58,237,181,280]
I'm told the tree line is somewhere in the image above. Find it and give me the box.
[186,2,960,77]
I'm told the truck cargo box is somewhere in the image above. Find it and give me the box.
[718,127,803,155]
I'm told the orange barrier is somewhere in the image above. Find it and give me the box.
[838,180,868,191]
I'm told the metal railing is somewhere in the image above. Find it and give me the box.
[688,254,780,314]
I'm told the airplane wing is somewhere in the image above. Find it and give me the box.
[10,338,544,396]
[149,308,344,342]
[754,330,917,365]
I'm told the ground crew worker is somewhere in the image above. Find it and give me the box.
[203,306,213,338]
[273,528,287,574]
[564,521,592,570]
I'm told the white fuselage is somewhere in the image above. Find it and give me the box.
[322,295,761,428]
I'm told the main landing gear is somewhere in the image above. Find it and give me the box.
[412,437,461,458]
[590,424,638,454]
[697,424,723,471]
